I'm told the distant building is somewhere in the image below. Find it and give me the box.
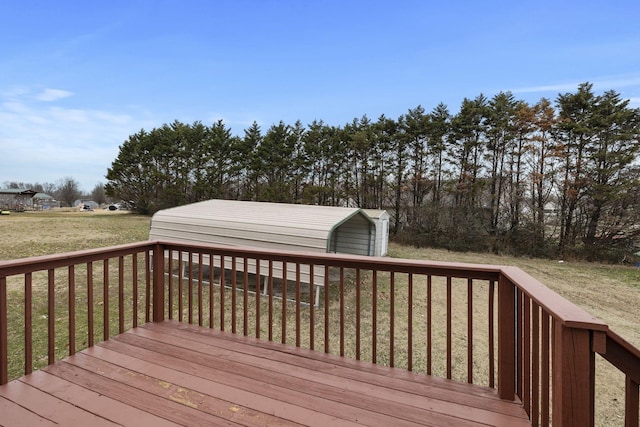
[32,193,57,210]
[0,189,37,211]
[0,189,57,211]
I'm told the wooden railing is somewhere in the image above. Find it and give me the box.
[1,240,638,426]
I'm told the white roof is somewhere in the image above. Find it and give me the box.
[362,209,388,219]
[149,199,373,252]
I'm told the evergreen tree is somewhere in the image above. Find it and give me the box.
[555,83,598,255]
[485,92,518,237]
[582,90,640,257]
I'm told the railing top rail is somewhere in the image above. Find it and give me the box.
[155,239,504,280]
[607,329,640,361]
[0,241,156,278]
[603,330,640,386]
[500,266,608,331]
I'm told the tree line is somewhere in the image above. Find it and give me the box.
[106,83,640,261]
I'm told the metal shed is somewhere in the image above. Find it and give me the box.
[149,199,376,305]
[362,209,390,257]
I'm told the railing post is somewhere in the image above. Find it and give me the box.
[152,243,165,322]
[498,273,516,401]
[552,323,595,427]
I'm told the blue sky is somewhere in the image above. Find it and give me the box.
[1,1,639,192]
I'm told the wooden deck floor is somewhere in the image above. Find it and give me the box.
[0,321,531,426]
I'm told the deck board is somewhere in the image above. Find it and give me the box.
[0,320,531,426]
[140,321,526,416]
[20,371,180,427]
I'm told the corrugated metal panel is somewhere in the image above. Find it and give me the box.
[151,225,321,251]
[333,214,373,256]
[149,199,365,252]
[149,199,376,291]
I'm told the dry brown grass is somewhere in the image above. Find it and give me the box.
[0,209,150,260]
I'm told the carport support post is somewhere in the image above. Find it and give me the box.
[152,243,165,322]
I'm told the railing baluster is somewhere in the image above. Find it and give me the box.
[69,265,76,355]
[324,265,329,354]
[103,259,109,340]
[541,312,550,427]
[371,270,377,364]
[151,244,165,322]
[531,301,540,427]
[339,267,344,357]
[625,376,639,427]
[467,279,473,384]
[309,264,314,351]
[188,252,193,324]
[268,260,273,341]
[390,271,395,367]
[0,276,7,385]
[523,294,531,416]
[132,253,138,328]
[488,280,495,388]
[467,278,473,383]
[517,288,523,400]
[118,256,124,334]
[427,275,432,376]
[281,263,287,345]
[168,251,173,320]
[446,276,452,379]
[407,273,413,371]
[219,255,225,331]
[87,263,94,347]
[255,259,260,339]
[243,258,248,336]
[209,252,215,329]
[178,251,184,322]
[356,268,361,361]
[24,273,32,375]
[295,263,301,347]
[198,253,204,327]
[48,268,55,365]
[231,257,237,334]
[145,250,151,323]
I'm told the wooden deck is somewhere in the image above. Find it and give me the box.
[0,321,530,426]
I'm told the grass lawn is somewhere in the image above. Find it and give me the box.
[1,209,638,425]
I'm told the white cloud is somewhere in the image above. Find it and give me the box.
[36,88,74,102]
[511,75,640,95]
[0,86,154,191]
[50,107,90,123]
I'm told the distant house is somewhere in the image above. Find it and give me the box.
[0,189,37,211]
[32,193,57,210]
